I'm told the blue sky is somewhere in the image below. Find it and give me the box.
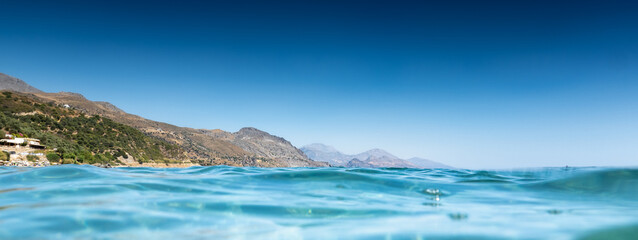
[1,0,637,168]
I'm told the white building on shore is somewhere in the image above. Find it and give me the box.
[0,137,46,149]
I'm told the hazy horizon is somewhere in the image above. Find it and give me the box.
[2,0,637,168]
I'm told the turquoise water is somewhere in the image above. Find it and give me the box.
[0,166,637,239]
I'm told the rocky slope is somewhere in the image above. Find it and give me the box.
[193,127,326,167]
[1,73,328,167]
[301,143,451,168]
[0,73,43,93]
[231,127,319,167]
[30,92,328,167]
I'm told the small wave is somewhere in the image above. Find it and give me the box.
[577,224,638,240]
[527,168,638,199]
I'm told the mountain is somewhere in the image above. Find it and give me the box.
[0,73,43,93]
[0,91,187,166]
[406,157,453,169]
[299,144,418,167]
[363,156,419,168]
[30,92,328,167]
[301,143,451,168]
[300,143,352,166]
[353,148,399,161]
[209,127,324,167]
[1,73,327,167]
[344,158,375,168]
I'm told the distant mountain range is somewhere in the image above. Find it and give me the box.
[0,73,327,167]
[301,143,452,168]
[1,72,450,169]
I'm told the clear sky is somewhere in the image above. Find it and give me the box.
[1,0,637,168]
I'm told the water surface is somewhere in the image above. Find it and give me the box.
[1,165,637,239]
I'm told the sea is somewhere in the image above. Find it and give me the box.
[0,165,637,239]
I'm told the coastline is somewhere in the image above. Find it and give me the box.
[0,159,199,168]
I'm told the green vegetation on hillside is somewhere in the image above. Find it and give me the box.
[0,151,9,161]
[0,91,184,165]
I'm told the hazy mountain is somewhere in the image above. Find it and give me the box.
[353,148,399,161]
[2,73,327,167]
[300,143,352,166]
[299,144,417,167]
[0,73,43,93]
[364,156,419,168]
[344,158,375,168]
[301,143,451,168]
[406,157,452,169]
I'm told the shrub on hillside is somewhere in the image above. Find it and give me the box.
[0,152,9,161]
[46,153,60,162]
[27,155,39,162]
[62,159,75,164]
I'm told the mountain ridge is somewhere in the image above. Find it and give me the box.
[0,73,43,93]
[0,91,188,166]
[0,73,327,167]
